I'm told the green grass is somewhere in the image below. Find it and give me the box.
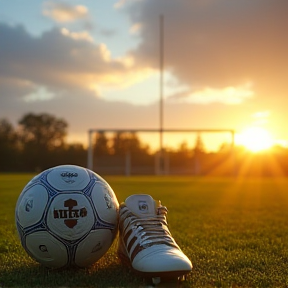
[1,174,288,287]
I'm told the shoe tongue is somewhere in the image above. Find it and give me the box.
[125,194,157,217]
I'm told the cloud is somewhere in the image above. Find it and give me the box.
[168,82,254,105]
[0,23,151,99]
[251,111,270,126]
[0,86,161,139]
[43,1,89,23]
[60,27,94,43]
[114,0,127,9]
[125,0,288,103]
[0,22,159,135]
[114,0,139,10]
[24,87,55,102]
[129,23,142,35]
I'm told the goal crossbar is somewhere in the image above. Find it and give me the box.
[88,128,234,133]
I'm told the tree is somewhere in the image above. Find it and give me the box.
[0,119,19,171]
[94,132,110,156]
[193,133,206,175]
[111,132,127,156]
[111,132,148,156]
[18,113,68,171]
[193,133,205,154]
[58,143,87,168]
[128,133,148,155]
[19,113,68,150]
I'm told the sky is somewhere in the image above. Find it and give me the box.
[1,0,288,151]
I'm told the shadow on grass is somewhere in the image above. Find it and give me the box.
[0,262,145,288]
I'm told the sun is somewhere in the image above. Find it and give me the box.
[236,126,274,152]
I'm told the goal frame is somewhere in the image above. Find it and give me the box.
[87,128,235,174]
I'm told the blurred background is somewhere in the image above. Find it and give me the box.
[1,0,288,176]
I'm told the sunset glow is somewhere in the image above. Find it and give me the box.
[236,127,274,152]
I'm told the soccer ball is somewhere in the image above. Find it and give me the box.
[15,165,119,269]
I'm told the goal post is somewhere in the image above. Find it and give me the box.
[87,128,235,175]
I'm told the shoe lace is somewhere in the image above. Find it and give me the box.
[120,201,179,250]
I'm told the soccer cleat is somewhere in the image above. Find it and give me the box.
[118,194,192,281]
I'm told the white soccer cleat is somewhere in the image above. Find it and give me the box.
[118,194,192,280]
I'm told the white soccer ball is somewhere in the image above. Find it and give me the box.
[15,165,119,269]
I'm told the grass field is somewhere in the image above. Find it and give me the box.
[1,174,288,287]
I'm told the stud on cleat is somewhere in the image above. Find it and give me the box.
[178,274,187,282]
[152,277,161,285]
[150,275,188,287]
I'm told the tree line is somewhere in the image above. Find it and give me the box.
[0,113,86,172]
[1,112,288,176]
